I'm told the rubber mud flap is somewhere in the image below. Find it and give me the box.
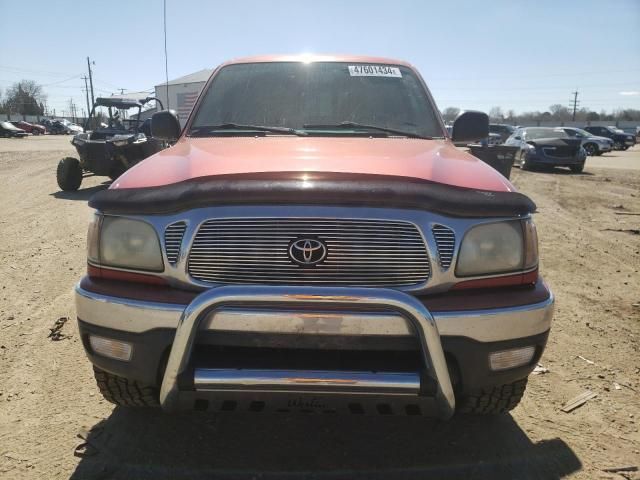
[89,171,536,218]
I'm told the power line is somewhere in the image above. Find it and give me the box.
[424,67,640,82]
[430,80,640,92]
[41,74,84,87]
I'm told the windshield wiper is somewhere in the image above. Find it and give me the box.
[303,121,431,139]
[189,123,307,137]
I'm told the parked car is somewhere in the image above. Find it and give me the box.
[58,119,84,135]
[505,127,586,172]
[76,55,552,419]
[56,96,166,191]
[559,127,613,156]
[583,126,635,150]
[10,121,46,135]
[0,121,28,138]
[41,119,68,135]
[489,124,515,143]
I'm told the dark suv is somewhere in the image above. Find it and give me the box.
[489,124,515,143]
[583,126,635,150]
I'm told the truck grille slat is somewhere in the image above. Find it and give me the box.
[432,225,455,270]
[164,222,187,265]
[188,218,430,287]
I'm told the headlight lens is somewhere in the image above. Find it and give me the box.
[99,217,163,271]
[87,213,101,264]
[456,221,524,276]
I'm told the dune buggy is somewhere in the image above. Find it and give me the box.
[56,96,166,191]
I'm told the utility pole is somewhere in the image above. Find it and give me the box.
[87,57,95,107]
[82,75,91,115]
[69,98,76,123]
[570,90,579,121]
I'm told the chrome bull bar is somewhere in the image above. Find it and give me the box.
[159,286,456,419]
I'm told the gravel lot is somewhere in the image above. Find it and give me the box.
[0,135,639,480]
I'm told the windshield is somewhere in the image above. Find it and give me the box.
[190,62,443,138]
[525,128,569,139]
[569,128,592,137]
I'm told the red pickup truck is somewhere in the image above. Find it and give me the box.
[76,55,553,419]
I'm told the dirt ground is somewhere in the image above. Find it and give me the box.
[0,135,639,480]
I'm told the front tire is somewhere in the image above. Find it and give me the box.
[93,367,159,407]
[570,162,585,173]
[521,153,533,171]
[583,143,598,156]
[56,157,83,191]
[458,378,528,415]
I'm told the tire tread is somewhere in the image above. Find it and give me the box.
[458,378,528,414]
[93,366,159,407]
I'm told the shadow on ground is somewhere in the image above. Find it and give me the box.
[528,167,594,176]
[71,409,581,480]
[50,181,110,201]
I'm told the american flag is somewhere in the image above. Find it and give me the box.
[176,91,200,121]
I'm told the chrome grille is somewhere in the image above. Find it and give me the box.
[542,146,578,159]
[165,222,187,265]
[432,225,455,270]
[188,218,430,287]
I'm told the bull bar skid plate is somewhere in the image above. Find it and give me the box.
[159,285,456,419]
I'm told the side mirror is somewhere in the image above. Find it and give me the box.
[451,110,489,143]
[151,110,181,141]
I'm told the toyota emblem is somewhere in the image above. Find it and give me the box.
[289,238,328,266]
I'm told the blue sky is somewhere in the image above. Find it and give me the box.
[1,0,639,116]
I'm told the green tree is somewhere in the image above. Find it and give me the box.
[441,107,460,122]
[4,80,47,115]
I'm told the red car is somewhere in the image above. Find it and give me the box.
[75,55,553,419]
[10,121,46,135]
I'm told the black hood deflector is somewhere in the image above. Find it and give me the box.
[89,172,536,218]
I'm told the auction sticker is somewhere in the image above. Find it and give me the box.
[348,65,402,77]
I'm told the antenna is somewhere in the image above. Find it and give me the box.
[163,0,170,109]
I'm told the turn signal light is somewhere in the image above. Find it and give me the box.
[89,335,133,361]
[489,346,535,371]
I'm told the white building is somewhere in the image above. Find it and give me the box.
[154,69,213,125]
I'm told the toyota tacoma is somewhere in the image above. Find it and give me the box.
[75,55,553,419]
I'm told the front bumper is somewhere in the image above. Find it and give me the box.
[528,153,585,167]
[75,280,553,418]
[597,142,612,153]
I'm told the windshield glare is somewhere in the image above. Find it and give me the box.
[190,62,443,138]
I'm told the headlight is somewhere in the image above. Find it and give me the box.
[97,216,163,271]
[456,220,538,277]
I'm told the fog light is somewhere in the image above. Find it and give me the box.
[489,346,535,371]
[89,335,133,361]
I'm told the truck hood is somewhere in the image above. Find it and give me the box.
[526,137,582,148]
[112,137,515,192]
[587,135,612,143]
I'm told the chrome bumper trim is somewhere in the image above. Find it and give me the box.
[159,286,455,419]
[194,368,421,395]
[75,284,554,343]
